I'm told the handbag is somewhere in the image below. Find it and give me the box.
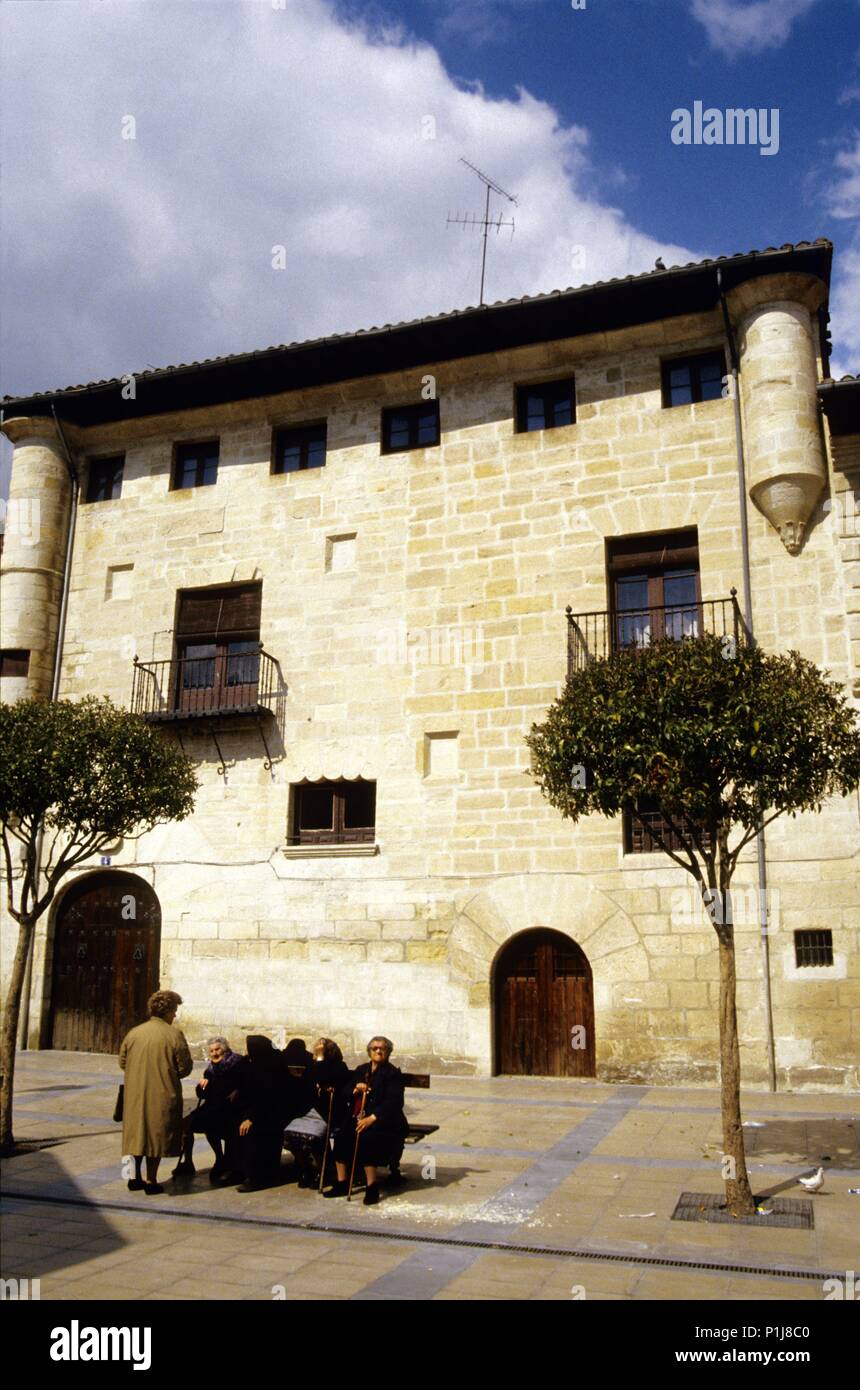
[113,1084,124,1123]
[283,1108,327,1140]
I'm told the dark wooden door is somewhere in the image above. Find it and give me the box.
[50,874,160,1054]
[495,929,595,1077]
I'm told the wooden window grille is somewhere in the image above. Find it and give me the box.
[624,798,711,855]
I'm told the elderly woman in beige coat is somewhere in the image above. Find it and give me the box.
[119,990,193,1194]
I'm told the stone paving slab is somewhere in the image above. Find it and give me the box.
[3,1051,858,1301]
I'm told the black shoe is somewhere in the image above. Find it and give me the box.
[172,1160,195,1179]
[127,1178,145,1192]
[363,1184,380,1206]
[323,1181,348,1198]
[144,1182,165,1195]
[209,1165,224,1186]
[386,1169,406,1187]
[297,1172,312,1189]
[236,1182,262,1193]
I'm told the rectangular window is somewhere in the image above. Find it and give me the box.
[794,930,834,967]
[662,351,725,408]
[607,529,700,650]
[274,422,327,474]
[291,779,376,845]
[515,378,575,432]
[173,583,262,713]
[381,402,440,454]
[0,649,30,678]
[172,441,219,490]
[623,798,711,856]
[85,456,124,503]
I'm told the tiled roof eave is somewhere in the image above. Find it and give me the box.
[0,239,833,429]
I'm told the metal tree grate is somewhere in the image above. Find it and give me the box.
[672,1191,814,1229]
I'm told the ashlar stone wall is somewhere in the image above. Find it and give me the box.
[4,301,858,1088]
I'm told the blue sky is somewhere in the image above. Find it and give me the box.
[362,0,859,265]
[1,0,858,473]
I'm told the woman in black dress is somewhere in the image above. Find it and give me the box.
[283,1038,350,1188]
[325,1036,407,1206]
[235,1035,306,1192]
[173,1035,242,1183]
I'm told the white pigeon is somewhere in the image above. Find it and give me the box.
[798,1167,824,1193]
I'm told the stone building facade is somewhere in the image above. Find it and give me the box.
[1,240,858,1088]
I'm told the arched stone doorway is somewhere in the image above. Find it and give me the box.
[493,928,595,1077]
[49,872,161,1054]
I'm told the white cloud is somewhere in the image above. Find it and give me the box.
[434,0,541,48]
[689,0,819,59]
[828,241,860,377]
[0,0,695,401]
[826,135,860,220]
[823,134,860,376]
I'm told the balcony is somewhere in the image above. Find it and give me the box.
[132,646,279,722]
[566,591,747,677]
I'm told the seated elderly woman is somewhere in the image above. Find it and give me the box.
[173,1036,243,1184]
[283,1038,315,1073]
[283,1038,349,1188]
[234,1035,308,1192]
[325,1036,408,1206]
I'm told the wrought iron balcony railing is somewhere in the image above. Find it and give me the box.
[566,590,747,677]
[132,646,279,721]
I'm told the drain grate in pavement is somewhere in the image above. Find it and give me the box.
[672,1191,813,1229]
[3,1189,834,1282]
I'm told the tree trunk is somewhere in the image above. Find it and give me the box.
[718,927,756,1216]
[0,916,36,1156]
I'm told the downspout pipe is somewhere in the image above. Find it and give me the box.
[718,268,777,1094]
[17,408,79,1050]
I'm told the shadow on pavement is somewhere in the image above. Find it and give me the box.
[1,1149,127,1282]
[742,1117,859,1169]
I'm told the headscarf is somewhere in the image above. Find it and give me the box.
[283,1038,313,1068]
[246,1034,281,1069]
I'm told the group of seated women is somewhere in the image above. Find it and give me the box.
[173,1033,408,1207]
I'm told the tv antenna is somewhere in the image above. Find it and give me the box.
[447,157,517,306]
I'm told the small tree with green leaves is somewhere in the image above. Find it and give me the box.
[526,634,860,1216]
[0,696,198,1154]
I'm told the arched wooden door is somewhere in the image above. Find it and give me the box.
[49,873,161,1055]
[494,928,595,1077]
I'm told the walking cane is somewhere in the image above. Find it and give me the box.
[318,1088,335,1193]
[347,1087,368,1202]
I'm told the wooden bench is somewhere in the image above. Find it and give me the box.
[400,1072,439,1148]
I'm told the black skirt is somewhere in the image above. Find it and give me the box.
[332,1119,400,1168]
[188,1101,235,1139]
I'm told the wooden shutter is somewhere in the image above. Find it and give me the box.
[607,528,699,573]
[176,584,262,639]
[0,650,31,678]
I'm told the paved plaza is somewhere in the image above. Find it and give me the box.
[1,1050,858,1301]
